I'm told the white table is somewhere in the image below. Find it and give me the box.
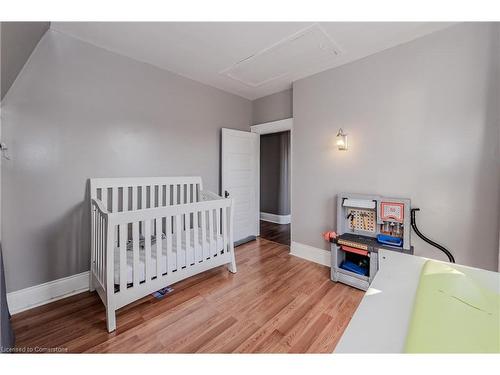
[335,250,500,353]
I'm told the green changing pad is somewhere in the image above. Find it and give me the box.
[405,260,500,353]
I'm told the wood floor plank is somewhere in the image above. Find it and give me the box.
[196,318,261,353]
[170,316,238,353]
[260,220,290,246]
[11,238,363,353]
[289,313,333,353]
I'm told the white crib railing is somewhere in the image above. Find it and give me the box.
[89,177,235,332]
[90,199,109,293]
[93,176,203,213]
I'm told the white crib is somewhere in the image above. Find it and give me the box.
[89,177,236,332]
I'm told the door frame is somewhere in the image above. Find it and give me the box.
[250,117,293,237]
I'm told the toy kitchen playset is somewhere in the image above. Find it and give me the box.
[330,193,413,291]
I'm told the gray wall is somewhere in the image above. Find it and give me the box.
[292,23,500,271]
[252,88,292,125]
[1,30,252,292]
[260,131,290,215]
[1,22,50,100]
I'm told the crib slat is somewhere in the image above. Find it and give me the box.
[91,207,95,276]
[132,186,137,211]
[102,215,106,282]
[166,185,171,206]
[141,185,147,210]
[100,214,104,282]
[216,208,221,256]
[175,214,182,269]
[201,210,208,260]
[96,214,99,281]
[166,215,172,273]
[102,188,108,212]
[188,184,198,263]
[161,185,165,207]
[112,188,118,243]
[97,211,100,279]
[229,202,234,258]
[185,211,192,265]
[132,222,140,287]
[150,185,155,208]
[188,185,194,263]
[103,216,106,281]
[123,187,129,212]
[111,188,118,213]
[96,213,100,281]
[119,224,127,293]
[92,208,96,275]
[98,213,101,281]
[193,210,200,262]
[208,209,215,257]
[154,217,161,277]
[180,184,184,205]
[222,207,228,254]
[93,209,97,275]
[144,220,151,282]
[216,208,220,235]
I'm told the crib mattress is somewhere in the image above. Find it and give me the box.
[113,228,224,285]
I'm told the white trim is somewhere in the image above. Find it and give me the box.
[6,271,89,314]
[251,117,293,135]
[290,241,331,267]
[252,117,294,239]
[260,212,291,224]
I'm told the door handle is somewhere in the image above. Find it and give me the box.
[224,190,230,198]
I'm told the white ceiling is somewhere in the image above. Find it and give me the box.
[51,22,455,100]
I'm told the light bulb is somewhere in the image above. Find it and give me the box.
[336,129,348,151]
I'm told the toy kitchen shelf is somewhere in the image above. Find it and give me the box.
[331,193,414,291]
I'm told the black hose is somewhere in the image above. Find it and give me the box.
[410,208,455,263]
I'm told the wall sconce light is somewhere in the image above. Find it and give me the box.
[336,128,348,151]
[0,142,11,160]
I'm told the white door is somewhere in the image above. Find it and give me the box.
[221,128,259,245]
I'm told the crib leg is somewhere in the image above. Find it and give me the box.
[106,305,116,333]
[227,254,237,274]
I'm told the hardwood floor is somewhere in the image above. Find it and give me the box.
[259,220,290,246]
[11,238,363,353]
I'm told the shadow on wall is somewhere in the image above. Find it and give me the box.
[466,30,500,269]
[42,182,91,280]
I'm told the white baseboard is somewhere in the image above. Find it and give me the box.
[260,212,291,224]
[290,241,331,267]
[7,271,89,314]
